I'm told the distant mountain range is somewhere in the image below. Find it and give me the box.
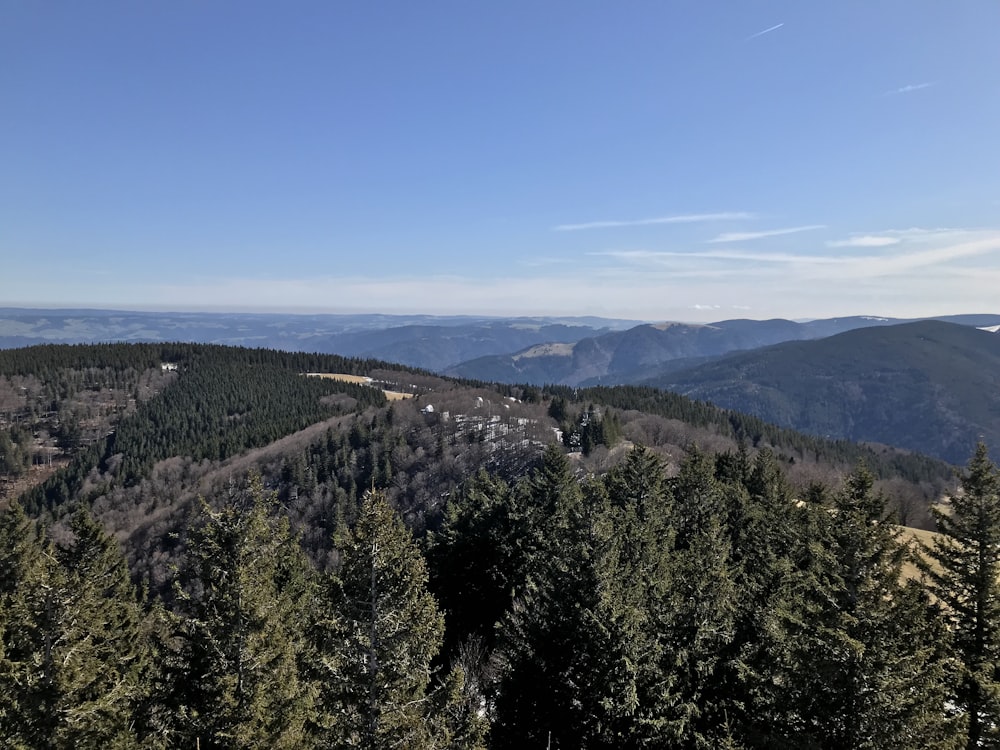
[647,320,1000,464]
[5,307,1000,463]
[7,310,999,386]
[0,308,637,371]
[444,314,1000,386]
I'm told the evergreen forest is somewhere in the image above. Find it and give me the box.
[2,343,998,748]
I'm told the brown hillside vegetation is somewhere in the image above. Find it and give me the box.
[899,525,944,582]
[305,371,415,400]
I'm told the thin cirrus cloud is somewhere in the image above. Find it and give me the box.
[826,235,901,248]
[596,227,1000,278]
[862,233,1000,276]
[596,248,843,267]
[23,229,1000,320]
[884,82,934,96]
[552,212,754,232]
[707,225,826,243]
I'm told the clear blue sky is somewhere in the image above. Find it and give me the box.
[3,2,999,321]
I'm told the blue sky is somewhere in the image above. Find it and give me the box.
[3,1,999,321]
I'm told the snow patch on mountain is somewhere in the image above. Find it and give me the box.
[513,342,575,360]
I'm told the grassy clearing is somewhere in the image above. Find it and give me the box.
[305,373,372,384]
[382,390,413,401]
[305,373,414,400]
[898,525,941,582]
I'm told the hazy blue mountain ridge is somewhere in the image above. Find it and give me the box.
[0,308,635,371]
[6,310,1000,464]
[649,320,1000,464]
[446,315,1000,386]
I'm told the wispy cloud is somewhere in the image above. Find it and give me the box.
[884,82,933,96]
[883,226,966,240]
[552,212,754,232]
[861,234,1000,276]
[518,256,571,268]
[14,228,1000,323]
[827,235,901,248]
[596,248,840,265]
[746,22,784,41]
[597,228,1000,280]
[708,225,825,243]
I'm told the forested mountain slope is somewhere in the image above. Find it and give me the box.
[5,341,998,748]
[446,314,1000,385]
[3,434,996,747]
[309,321,620,370]
[0,308,631,370]
[1,342,953,580]
[7,307,1000,384]
[651,320,1000,464]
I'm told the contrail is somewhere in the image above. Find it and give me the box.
[884,82,933,96]
[746,22,784,41]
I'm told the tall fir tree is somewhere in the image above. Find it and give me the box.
[322,489,478,749]
[594,446,677,746]
[492,445,602,749]
[0,504,151,749]
[0,500,54,748]
[926,442,1000,749]
[654,449,739,748]
[50,509,153,749]
[428,470,523,655]
[780,466,952,749]
[720,449,806,747]
[171,474,317,749]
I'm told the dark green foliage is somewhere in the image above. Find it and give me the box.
[926,443,1000,748]
[170,475,317,749]
[14,343,390,516]
[547,395,568,422]
[574,384,954,485]
[0,426,32,477]
[654,449,740,747]
[54,510,156,748]
[428,471,524,654]
[0,504,152,749]
[320,490,464,749]
[5,343,993,748]
[715,449,805,745]
[652,320,1000,465]
[592,446,676,745]
[0,439,983,749]
[481,446,959,748]
[560,403,621,455]
[492,447,600,748]
[777,467,952,748]
[492,446,741,747]
[0,501,51,748]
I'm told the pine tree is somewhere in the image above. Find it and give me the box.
[0,501,54,748]
[721,449,804,747]
[50,509,152,749]
[492,446,601,749]
[428,470,522,655]
[781,466,951,749]
[0,504,151,749]
[172,474,317,749]
[594,446,676,746]
[322,489,464,749]
[653,450,739,748]
[926,442,1000,749]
